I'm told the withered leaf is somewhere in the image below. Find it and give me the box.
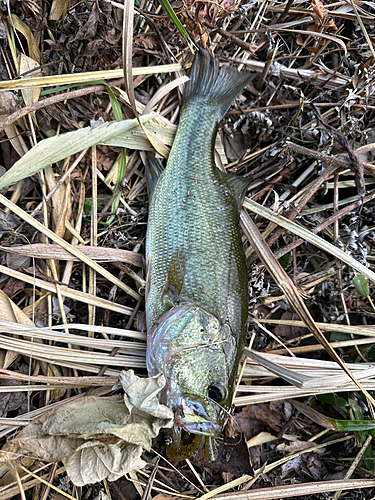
[63,441,146,486]
[0,371,173,487]
[0,92,17,115]
[311,0,328,23]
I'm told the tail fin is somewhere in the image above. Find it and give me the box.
[182,46,254,121]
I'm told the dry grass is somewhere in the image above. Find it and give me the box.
[1,0,375,498]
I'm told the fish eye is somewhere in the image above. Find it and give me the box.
[207,384,225,402]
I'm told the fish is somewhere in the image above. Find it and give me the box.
[145,46,253,461]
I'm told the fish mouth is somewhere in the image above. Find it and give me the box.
[173,396,221,437]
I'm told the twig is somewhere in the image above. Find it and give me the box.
[203,21,255,54]
[332,434,372,500]
[0,85,106,133]
[273,188,375,260]
[278,0,295,23]
[310,103,365,197]
[248,148,339,265]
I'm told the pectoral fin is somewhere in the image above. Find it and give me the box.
[162,248,186,308]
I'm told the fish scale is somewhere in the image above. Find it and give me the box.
[147,111,243,328]
[145,47,253,460]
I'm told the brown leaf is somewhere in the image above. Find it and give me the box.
[277,440,322,453]
[296,34,304,46]
[306,46,320,53]
[0,244,144,267]
[134,34,158,50]
[0,92,17,115]
[235,403,284,439]
[325,19,338,32]
[2,277,25,298]
[75,9,100,40]
[311,0,328,23]
[6,253,30,271]
[49,0,70,20]
[7,14,41,62]
[192,433,253,476]
[0,372,173,486]
[288,400,335,429]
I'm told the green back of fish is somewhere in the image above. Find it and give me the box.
[146,48,252,351]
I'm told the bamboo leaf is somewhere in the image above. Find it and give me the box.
[0,115,154,190]
[329,419,375,432]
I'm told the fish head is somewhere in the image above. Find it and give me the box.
[147,304,237,445]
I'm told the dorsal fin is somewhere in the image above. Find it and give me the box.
[226,174,251,212]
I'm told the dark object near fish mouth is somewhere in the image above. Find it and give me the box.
[174,396,221,437]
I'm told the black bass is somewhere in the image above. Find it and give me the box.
[145,47,252,460]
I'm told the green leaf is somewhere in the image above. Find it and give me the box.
[353,274,370,297]
[8,25,16,56]
[363,440,374,470]
[104,84,123,122]
[0,115,154,190]
[84,199,103,216]
[348,397,365,421]
[328,419,375,432]
[316,393,348,413]
[156,0,192,45]
[329,331,358,342]
[101,148,127,226]
[278,251,290,269]
[100,85,126,225]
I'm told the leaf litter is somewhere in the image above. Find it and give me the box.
[0,370,173,487]
[3,0,375,498]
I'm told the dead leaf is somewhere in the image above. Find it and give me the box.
[296,34,304,46]
[0,92,17,115]
[193,433,253,476]
[325,19,338,32]
[288,400,335,430]
[306,46,320,53]
[277,440,321,453]
[120,370,173,424]
[0,244,144,267]
[0,209,21,230]
[49,0,70,20]
[6,253,30,271]
[19,54,42,107]
[2,277,25,298]
[7,14,41,63]
[311,0,328,23]
[235,403,284,440]
[75,9,100,40]
[0,379,28,417]
[0,371,173,487]
[64,441,145,486]
[247,431,278,448]
[0,117,28,158]
[134,33,158,50]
